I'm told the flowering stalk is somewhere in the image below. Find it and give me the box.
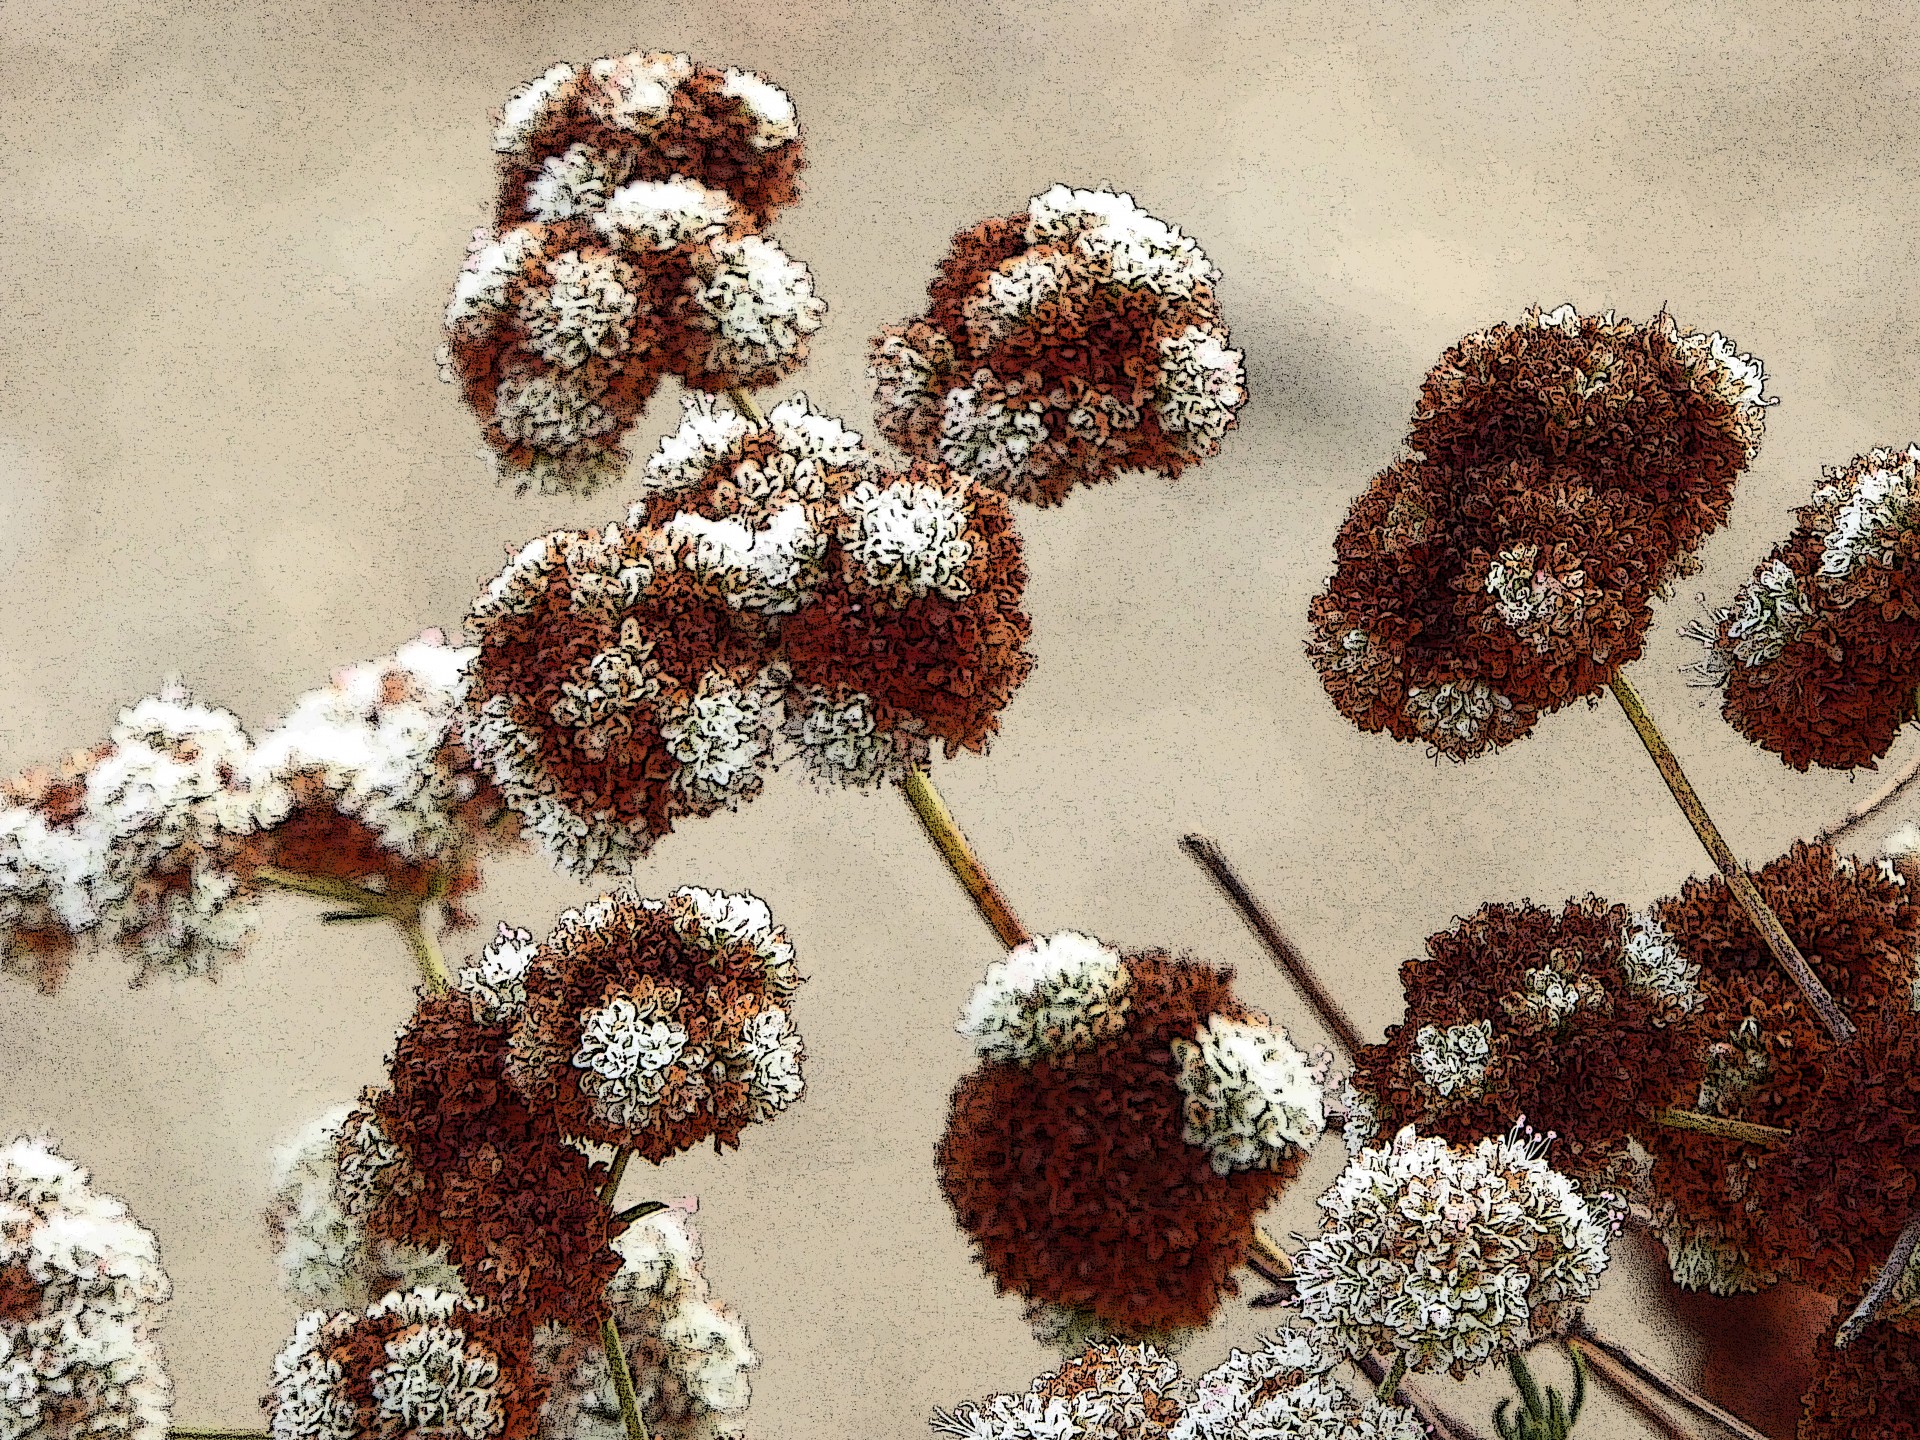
[254,864,455,992]
[1608,673,1853,1043]
[1650,1107,1791,1148]
[600,1312,652,1440]
[902,765,1030,948]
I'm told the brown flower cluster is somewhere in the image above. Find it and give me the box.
[1796,1289,1920,1440]
[462,396,1035,879]
[442,51,821,495]
[937,949,1315,1337]
[1641,842,1919,1293]
[868,185,1246,507]
[1347,896,1704,1186]
[1690,444,1920,771]
[1307,305,1773,759]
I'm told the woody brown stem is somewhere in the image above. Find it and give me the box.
[1180,833,1367,1056]
[1569,1323,1772,1440]
[1608,672,1854,1044]
[900,765,1030,949]
[1652,1107,1791,1148]
[1835,1204,1920,1348]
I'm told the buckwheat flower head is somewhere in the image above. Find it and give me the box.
[1169,1016,1325,1176]
[507,882,805,1161]
[939,950,1312,1335]
[1292,1126,1611,1378]
[0,1137,173,1440]
[631,391,867,518]
[1410,1020,1492,1098]
[0,793,108,992]
[490,53,804,228]
[869,185,1244,506]
[1691,444,1920,770]
[1794,1292,1920,1440]
[678,235,826,390]
[957,931,1134,1064]
[458,925,540,1026]
[837,479,974,604]
[931,1340,1193,1440]
[1169,1327,1422,1440]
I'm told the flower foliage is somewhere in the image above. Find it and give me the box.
[870,185,1246,507]
[1308,303,1774,759]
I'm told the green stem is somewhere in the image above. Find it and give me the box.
[256,864,453,993]
[726,386,765,426]
[169,1431,273,1439]
[1652,1106,1791,1147]
[599,1313,651,1440]
[1374,1352,1408,1403]
[394,911,454,994]
[599,1148,631,1207]
[254,866,413,916]
[611,1201,668,1227]
[1608,672,1854,1043]
[900,764,1030,949]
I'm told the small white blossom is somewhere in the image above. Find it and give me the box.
[637,394,754,502]
[518,251,641,369]
[574,991,707,1132]
[839,479,973,602]
[732,1007,805,1121]
[1338,1077,1381,1159]
[686,236,825,379]
[868,332,941,429]
[582,52,690,133]
[455,924,539,1026]
[780,687,926,789]
[765,393,868,468]
[1815,445,1920,579]
[1025,185,1219,298]
[718,69,798,150]
[957,931,1133,1064]
[1404,680,1512,749]
[524,144,630,222]
[0,804,108,972]
[1155,327,1245,450]
[1410,1020,1493,1098]
[1725,559,1814,669]
[1170,1017,1325,1176]
[979,254,1068,325]
[493,371,620,452]
[493,64,577,155]
[1171,1327,1422,1440]
[445,229,542,331]
[661,503,828,614]
[662,885,798,995]
[1618,909,1701,1019]
[658,668,781,808]
[939,377,1049,486]
[369,1295,506,1440]
[596,177,738,252]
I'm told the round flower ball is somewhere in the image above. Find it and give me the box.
[936,932,1325,1337]
[1640,842,1920,1294]
[347,988,619,1337]
[265,1288,543,1440]
[1346,896,1705,1187]
[1795,1289,1920,1440]
[506,883,805,1163]
[1307,303,1774,760]
[931,1339,1194,1440]
[460,515,788,880]
[1688,443,1920,772]
[491,53,804,229]
[869,185,1246,507]
[1292,1125,1613,1379]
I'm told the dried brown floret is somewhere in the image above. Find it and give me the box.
[1796,1289,1920,1440]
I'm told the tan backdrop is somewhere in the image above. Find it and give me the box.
[3,1,1916,1433]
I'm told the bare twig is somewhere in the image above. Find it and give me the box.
[1569,1320,1771,1440]
[902,765,1031,949]
[1836,1204,1920,1348]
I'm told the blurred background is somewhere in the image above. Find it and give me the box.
[3,1,1918,1433]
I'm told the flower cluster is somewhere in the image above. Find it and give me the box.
[1308,303,1775,758]
[1346,897,1703,1186]
[0,635,517,992]
[1687,443,1920,770]
[1639,842,1920,1294]
[930,1330,1422,1440]
[1796,1291,1920,1440]
[0,1137,172,1440]
[442,51,820,495]
[938,936,1323,1338]
[1291,1126,1612,1378]
[869,184,1246,506]
[462,394,1034,878]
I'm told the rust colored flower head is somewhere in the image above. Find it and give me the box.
[349,992,619,1336]
[937,935,1324,1336]
[1346,896,1706,1187]
[869,185,1246,507]
[506,883,805,1162]
[1308,304,1774,760]
[265,1288,545,1440]
[461,519,788,879]
[490,53,804,229]
[1795,1289,1920,1440]
[1640,842,1919,1294]
[1687,444,1920,771]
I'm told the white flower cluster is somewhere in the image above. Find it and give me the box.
[1169,1016,1325,1176]
[265,1106,461,1312]
[718,69,798,151]
[493,64,579,155]
[575,989,704,1131]
[0,1137,172,1440]
[524,143,631,224]
[661,504,828,615]
[457,923,540,1026]
[686,236,826,380]
[657,665,787,808]
[1402,680,1514,750]
[1618,909,1701,1019]
[931,1341,1190,1440]
[1409,1020,1493,1098]
[251,637,483,866]
[837,479,974,603]
[1337,1077,1381,1159]
[1293,1126,1611,1376]
[1170,1329,1423,1440]
[535,1208,757,1440]
[1814,444,1920,579]
[519,251,642,368]
[638,392,867,506]
[0,803,107,982]
[660,885,799,995]
[938,378,1050,489]
[1673,325,1775,425]
[1654,1215,1786,1296]
[779,686,928,789]
[596,179,737,253]
[582,53,691,136]
[1026,185,1219,299]
[1155,328,1247,454]
[956,932,1133,1065]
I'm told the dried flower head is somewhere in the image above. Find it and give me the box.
[1292,1125,1612,1379]
[1642,841,1920,1292]
[1688,444,1920,771]
[1349,897,1704,1186]
[264,1288,543,1440]
[870,185,1245,507]
[355,995,619,1336]
[491,54,804,229]
[0,1137,173,1440]
[1171,1327,1424,1440]
[1794,1286,1920,1440]
[1309,304,1773,759]
[937,949,1320,1335]
[507,884,804,1161]
[0,753,111,992]
[931,1340,1194,1440]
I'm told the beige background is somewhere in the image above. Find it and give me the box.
[3,1,1917,1434]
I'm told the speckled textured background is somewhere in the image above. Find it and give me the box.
[2,2,1916,1434]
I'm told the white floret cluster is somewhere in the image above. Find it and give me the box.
[1169,1016,1325,1176]
[956,931,1134,1065]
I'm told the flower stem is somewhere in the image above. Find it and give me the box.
[1567,1321,1770,1440]
[1354,1353,1489,1440]
[1180,832,1367,1056]
[727,386,765,426]
[899,764,1031,949]
[255,863,453,994]
[1608,672,1854,1043]
[1835,1203,1920,1348]
[611,1200,668,1227]
[599,1148,631,1207]
[1374,1351,1408,1403]
[394,911,454,994]
[599,1312,652,1440]
[1651,1107,1791,1147]
[169,1431,272,1438]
